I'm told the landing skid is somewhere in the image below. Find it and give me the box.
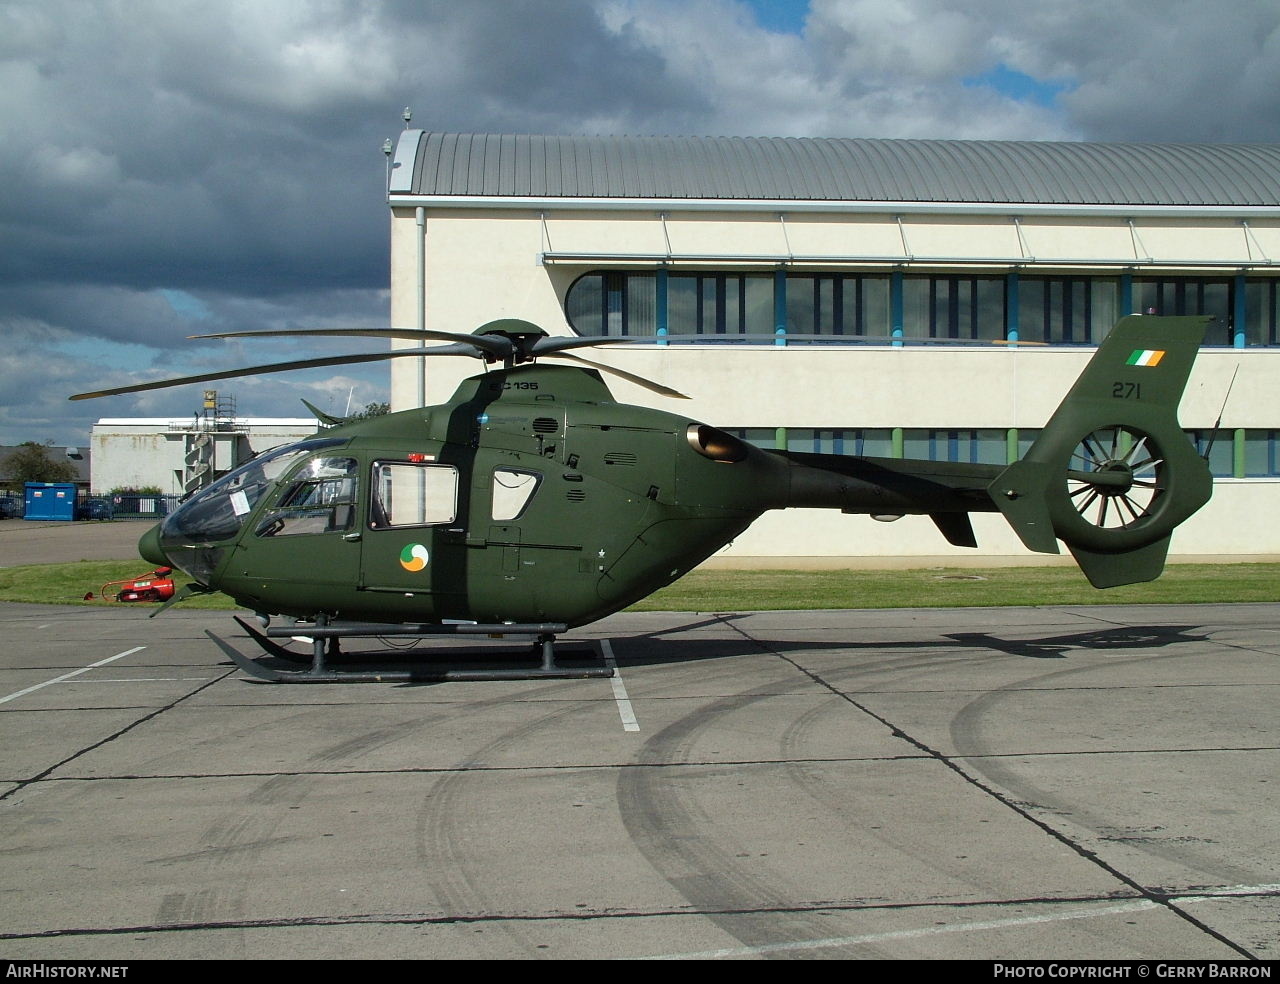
[212,614,613,683]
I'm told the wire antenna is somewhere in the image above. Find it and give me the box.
[1201,364,1240,463]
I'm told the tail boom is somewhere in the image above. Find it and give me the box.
[765,316,1213,588]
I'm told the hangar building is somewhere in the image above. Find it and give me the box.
[91,417,315,496]
[386,133,1280,566]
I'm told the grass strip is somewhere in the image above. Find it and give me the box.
[0,559,1275,612]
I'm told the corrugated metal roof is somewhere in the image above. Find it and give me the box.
[404,133,1280,207]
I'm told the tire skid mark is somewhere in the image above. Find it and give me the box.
[616,684,874,956]
[413,683,597,954]
[160,768,325,945]
[947,646,1266,889]
[777,653,1024,901]
[718,613,1259,960]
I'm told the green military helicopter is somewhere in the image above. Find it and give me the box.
[71,315,1214,683]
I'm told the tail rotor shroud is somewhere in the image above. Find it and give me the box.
[990,315,1214,587]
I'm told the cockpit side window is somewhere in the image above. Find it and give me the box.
[161,437,345,544]
[255,457,359,538]
[370,462,459,528]
[491,468,541,521]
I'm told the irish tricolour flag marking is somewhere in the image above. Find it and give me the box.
[1126,349,1165,367]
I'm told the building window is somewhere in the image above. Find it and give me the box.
[785,275,892,338]
[901,429,1008,464]
[786,429,895,456]
[1186,431,1235,478]
[1243,430,1279,477]
[1018,277,1119,344]
[901,276,1005,341]
[1132,278,1233,345]
[727,428,779,449]
[1245,280,1280,346]
[667,273,773,335]
[566,270,1279,347]
[565,272,656,337]
[1016,428,1041,460]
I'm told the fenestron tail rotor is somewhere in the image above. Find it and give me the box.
[1065,425,1166,530]
[69,319,687,402]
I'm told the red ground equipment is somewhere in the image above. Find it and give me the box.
[88,567,177,603]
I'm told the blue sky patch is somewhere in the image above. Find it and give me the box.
[160,288,213,321]
[963,64,1076,107]
[742,0,809,35]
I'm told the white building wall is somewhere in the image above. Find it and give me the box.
[90,419,318,494]
[387,205,1280,564]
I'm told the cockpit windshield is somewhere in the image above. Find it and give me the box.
[160,437,346,545]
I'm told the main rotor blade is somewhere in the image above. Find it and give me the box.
[190,327,512,358]
[529,336,631,356]
[655,333,1049,346]
[549,352,690,399]
[193,328,638,360]
[69,344,480,401]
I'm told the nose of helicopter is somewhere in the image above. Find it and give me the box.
[138,523,169,567]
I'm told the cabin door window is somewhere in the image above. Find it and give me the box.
[370,462,459,528]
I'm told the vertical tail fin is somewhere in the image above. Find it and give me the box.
[990,315,1214,587]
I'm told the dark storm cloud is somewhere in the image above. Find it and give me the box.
[801,0,1280,144]
[0,0,716,442]
[0,1,706,299]
[4,0,1279,445]
[389,1,713,131]
[1022,0,1280,144]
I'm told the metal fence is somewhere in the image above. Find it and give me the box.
[0,490,183,521]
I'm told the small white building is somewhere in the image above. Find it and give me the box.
[382,134,1280,567]
[91,418,317,495]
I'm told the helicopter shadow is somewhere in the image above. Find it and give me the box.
[212,614,1210,682]
[940,624,1209,660]
[608,617,1209,666]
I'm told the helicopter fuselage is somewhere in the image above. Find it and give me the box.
[143,364,796,627]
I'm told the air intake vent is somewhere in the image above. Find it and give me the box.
[566,489,587,502]
[532,417,559,434]
[604,451,638,466]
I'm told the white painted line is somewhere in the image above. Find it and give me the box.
[641,899,1159,960]
[600,639,639,732]
[0,647,146,706]
[639,882,1280,960]
[64,677,213,684]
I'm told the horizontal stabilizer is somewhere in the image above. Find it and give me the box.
[989,459,1061,554]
